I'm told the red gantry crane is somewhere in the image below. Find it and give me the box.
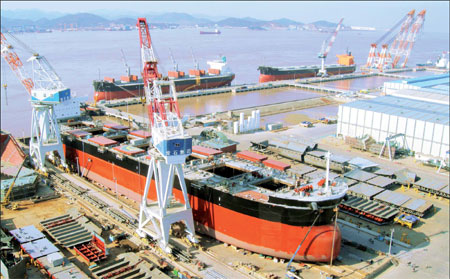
[135,18,197,253]
[318,18,344,77]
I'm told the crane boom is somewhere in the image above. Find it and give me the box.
[318,18,344,77]
[399,9,426,68]
[137,18,160,90]
[1,155,28,205]
[120,48,130,76]
[375,13,409,46]
[390,10,416,68]
[190,47,199,70]
[168,48,178,72]
[1,32,34,94]
[319,18,344,59]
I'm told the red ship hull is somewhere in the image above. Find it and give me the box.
[259,68,356,83]
[94,78,234,102]
[64,145,341,262]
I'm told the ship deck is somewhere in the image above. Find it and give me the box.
[62,121,347,206]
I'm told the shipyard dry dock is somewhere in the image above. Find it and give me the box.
[2,69,449,279]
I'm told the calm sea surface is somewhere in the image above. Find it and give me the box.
[1,28,448,136]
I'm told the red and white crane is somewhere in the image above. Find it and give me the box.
[1,32,69,172]
[396,9,426,68]
[366,9,425,70]
[389,9,416,68]
[365,10,414,69]
[136,18,196,252]
[318,18,344,77]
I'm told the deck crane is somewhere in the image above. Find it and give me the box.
[190,47,199,70]
[136,18,197,253]
[1,32,68,173]
[317,18,344,77]
[120,48,130,77]
[168,48,178,72]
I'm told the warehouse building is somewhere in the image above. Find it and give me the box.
[383,73,449,105]
[337,92,449,159]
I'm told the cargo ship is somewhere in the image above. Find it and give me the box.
[200,29,221,35]
[60,121,348,262]
[93,57,234,102]
[258,52,356,83]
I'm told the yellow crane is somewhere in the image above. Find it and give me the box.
[1,156,28,207]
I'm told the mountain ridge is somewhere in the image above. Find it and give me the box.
[1,10,346,31]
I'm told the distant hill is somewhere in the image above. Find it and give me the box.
[50,13,110,28]
[271,18,303,26]
[1,17,36,30]
[312,20,338,28]
[0,10,343,32]
[150,12,213,25]
[217,17,263,27]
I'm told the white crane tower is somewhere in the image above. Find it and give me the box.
[1,32,68,173]
[135,18,196,253]
[318,18,344,77]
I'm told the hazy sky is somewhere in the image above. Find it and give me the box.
[2,1,449,33]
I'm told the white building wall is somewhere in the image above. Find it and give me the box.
[337,104,450,159]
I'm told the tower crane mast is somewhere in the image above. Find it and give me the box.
[318,18,344,77]
[136,18,196,253]
[1,32,68,172]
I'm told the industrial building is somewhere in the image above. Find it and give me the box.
[383,74,449,105]
[337,74,449,159]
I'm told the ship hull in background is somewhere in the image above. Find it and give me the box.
[93,73,235,101]
[63,137,342,262]
[258,65,356,83]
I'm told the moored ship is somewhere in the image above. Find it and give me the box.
[93,57,234,102]
[60,121,348,262]
[200,29,221,35]
[258,52,356,83]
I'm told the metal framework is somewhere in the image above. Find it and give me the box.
[365,10,415,70]
[136,18,196,252]
[390,10,416,68]
[1,32,68,172]
[398,10,426,68]
[379,133,408,161]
